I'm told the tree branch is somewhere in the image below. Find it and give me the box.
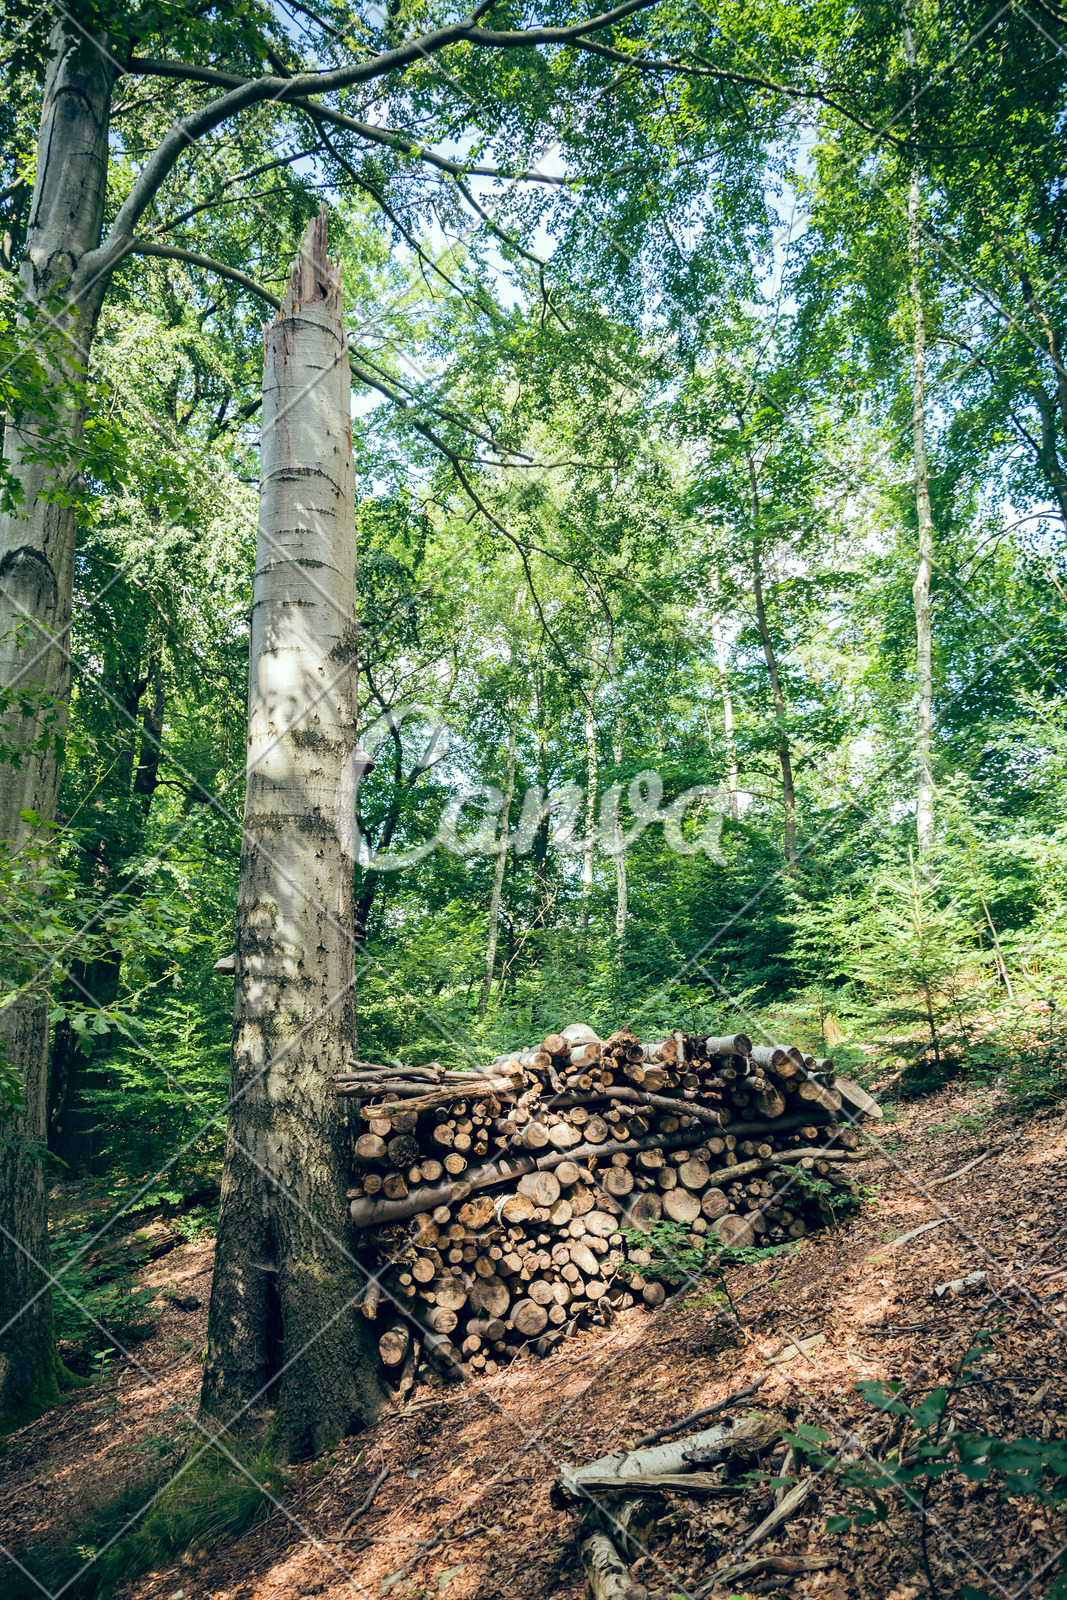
[147,150,317,235]
[125,0,662,99]
[93,1,661,281]
[126,241,282,306]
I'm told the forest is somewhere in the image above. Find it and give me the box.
[1,1,1066,1597]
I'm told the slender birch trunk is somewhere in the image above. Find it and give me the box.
[0,22,113,1429]
[904,18,936,865]
[711,610,740,820]
[200,211,386,1456]
[741,443,797,866]
[478,700,516,1015]
[580,690,598,932]
[608,633,627,941]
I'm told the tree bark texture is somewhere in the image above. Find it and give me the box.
[0,21,114,1429]
[904,24,936,865]
[199,209,387,1458]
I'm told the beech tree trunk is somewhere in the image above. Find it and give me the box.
[478,701,516,1014]
[0,21,114,1430]
[904,22,936,865]
[199,210,387,1458]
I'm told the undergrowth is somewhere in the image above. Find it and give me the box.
[7,1442,280,1600]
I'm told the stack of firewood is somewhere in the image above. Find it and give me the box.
[339,1024,880,1388]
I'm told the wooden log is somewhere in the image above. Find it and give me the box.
[517,1171,561,1207]
[701,1188,729,1219]
[351,1121,777,1230]
[561,1023,600,1045]
[755,1087,786,1119]
[379,1323,410,1368]
[642,1282,666,1307]
[713,1213,757,1249]
[434,1279,468,1312]
[750,1045,789,1070]
[580,1532,648,1600]
[542,1033,568,1056]
[469,1275,510,1318]
[793,1080,842,1114]
[382,1173,408,1201]
[771,1147,869,1165]
[569,1240,601,1278]
[566,1182,596,1216]
[623,1192,662,1229]
[661,1187,700,1223]
[556,1419,743,1500]
[677,1157,709,1191]
[512,1299,549,1337]
[702,1033,753,1057]
[355,1133,387,1163]
[835,1075,883,1121]
[457,1195,496,1229]
[467,1317,506,1341]
[497,1193,535,1223]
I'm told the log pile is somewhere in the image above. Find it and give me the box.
[339,1024,877,1387]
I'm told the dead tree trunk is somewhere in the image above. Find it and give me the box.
[199,209,387,1458]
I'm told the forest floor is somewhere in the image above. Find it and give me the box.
[3,1079,1066,1600]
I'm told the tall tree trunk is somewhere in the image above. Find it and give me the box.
[608,634,627,942]
[742,444,797,866]
[904,20,936,865]
[200,211,386,1458]
[580,689,597,932]
[478,700,516,1015]
[0,22,113,1430]
[532,660,551,928]
[133,656,166,816]
[710,609,740,821]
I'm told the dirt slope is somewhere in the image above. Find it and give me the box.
[3,1082,1065,1600]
